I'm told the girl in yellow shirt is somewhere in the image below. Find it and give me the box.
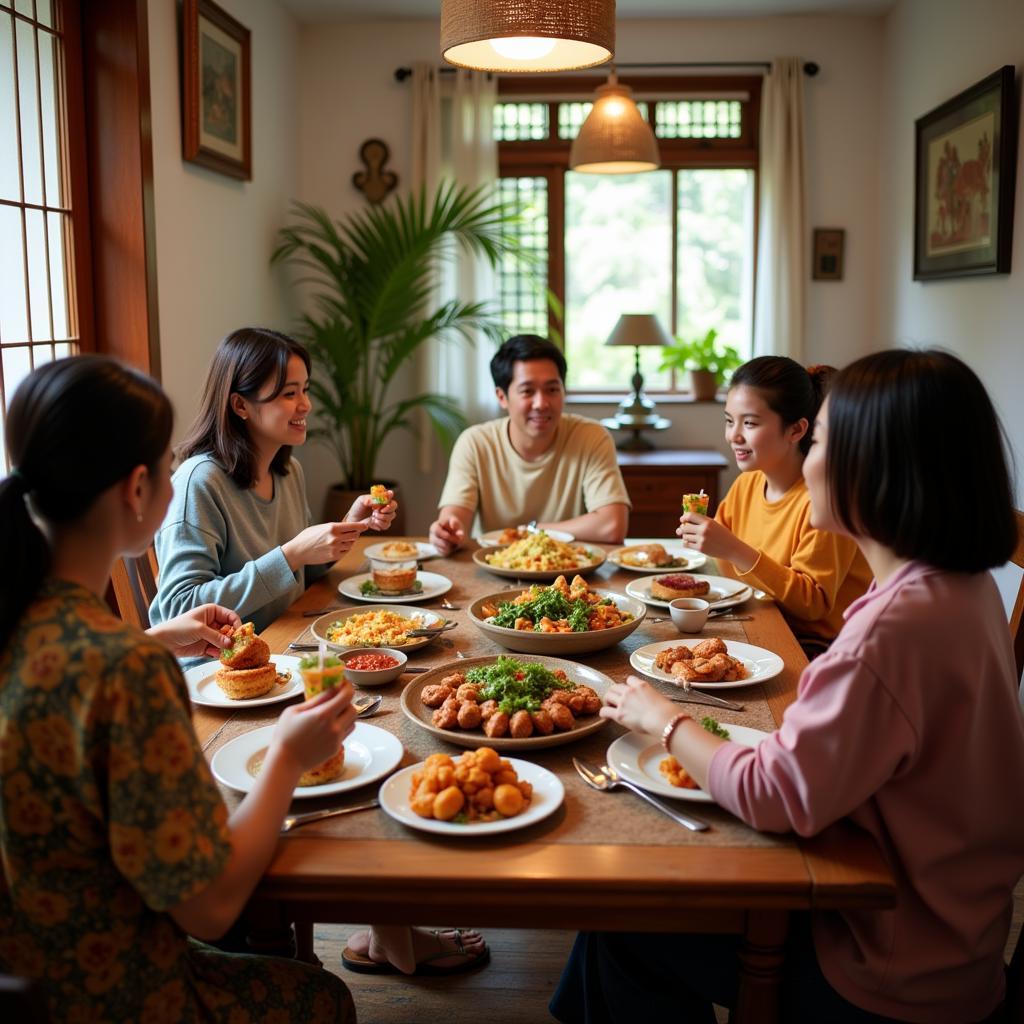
[677,356,871,650]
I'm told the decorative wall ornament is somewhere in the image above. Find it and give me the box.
[182,0,251,180]
[352,139,398,204]
[914,66,1017,280]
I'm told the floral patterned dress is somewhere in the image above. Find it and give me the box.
[0,579,353,1023]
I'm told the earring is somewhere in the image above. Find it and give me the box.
[136,513,143,523]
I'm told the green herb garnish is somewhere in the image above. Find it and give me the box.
[464,655,574,715]
[700,716,730,740]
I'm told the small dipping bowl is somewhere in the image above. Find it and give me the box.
[669,598,710,633]
[342,647,408,687]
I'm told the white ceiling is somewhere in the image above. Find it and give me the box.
[281,0,894,23]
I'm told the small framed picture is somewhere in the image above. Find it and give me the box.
[812,228,845,281]
[182,0,251,180]
[914,66,1017,280]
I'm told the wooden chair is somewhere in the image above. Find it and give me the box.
[106,547,159,629]
[1010,510,1024,682]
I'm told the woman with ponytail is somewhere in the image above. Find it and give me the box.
[677,356,871,652]
[0,356,355,1021]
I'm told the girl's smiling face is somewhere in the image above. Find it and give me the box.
[234,354,312,451]
[724,384,807,473]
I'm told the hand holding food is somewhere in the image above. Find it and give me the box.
[147,603,241,658]
[345,488,398,532]
[676,513,755,569]
[272,681,355,782]
[282,519,370,569]
[408,747,533,823]
[215,623,290,699]
[681,491,710,516]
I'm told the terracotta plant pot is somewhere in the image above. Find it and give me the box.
[689,369,720,402]
[322,481,406,535]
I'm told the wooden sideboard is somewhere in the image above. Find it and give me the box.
[617,448,729,536]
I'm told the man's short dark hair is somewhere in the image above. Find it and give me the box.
[490,335,567,393]
[826,348,1017,573]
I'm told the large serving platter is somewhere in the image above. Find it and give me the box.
[468,587,645,655]
[478,528,574,548]
[400,654,613,751]
[472,543,605,581]
[379,757,564,836]
[310,605,446,653]
[625,573,753,611]
[606,725,770,803]
[629,639,784,691]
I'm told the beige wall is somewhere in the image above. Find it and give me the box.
[293,14,886,531]
[877,0,1024,506]
[147,0,300,438]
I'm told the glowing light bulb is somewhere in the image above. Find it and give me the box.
[489,36,557,61]
[603,98,626,117]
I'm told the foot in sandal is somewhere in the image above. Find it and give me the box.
[342,925,489,976]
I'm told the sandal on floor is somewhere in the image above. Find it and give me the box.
[341,928,490,976]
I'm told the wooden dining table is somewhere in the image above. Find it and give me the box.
[193,539,895,1024]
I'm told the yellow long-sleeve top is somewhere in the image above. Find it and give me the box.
[715,470,872,644]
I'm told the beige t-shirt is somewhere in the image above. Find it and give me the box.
[437,413,630,531]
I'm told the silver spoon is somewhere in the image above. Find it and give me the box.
[353,694,383,717]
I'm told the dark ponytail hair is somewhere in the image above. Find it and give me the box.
[826,348,1016,572]
[729,356,834,455]
[176,327,311,488]
[0,355,172,649]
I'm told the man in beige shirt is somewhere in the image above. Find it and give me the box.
[429,335,630,554]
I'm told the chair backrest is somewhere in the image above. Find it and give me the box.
[1010,511,1024,682]
[106,547,159,630]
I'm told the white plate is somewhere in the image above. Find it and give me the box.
[625,573,753,611]
[364,540,441,562]
[339,570,453,604]
[607,543,707,574]
[310,605,446,653]
[478,528,574,547]
[606,725,770,803]
[211,721,403,798]
[184,655,304,708]
[629,639,784,690]
[378,757,564,835]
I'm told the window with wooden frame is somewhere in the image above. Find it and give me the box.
[0,0,92,471]
[496,75,760,394]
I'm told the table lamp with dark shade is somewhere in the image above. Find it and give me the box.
[600,313,673,451]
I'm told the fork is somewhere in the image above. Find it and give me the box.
[572,758,709,832]
[280,799,379,833]
[669,684,745,712]
[405,622,458,638]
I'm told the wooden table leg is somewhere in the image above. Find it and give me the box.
[733,911,789,1024]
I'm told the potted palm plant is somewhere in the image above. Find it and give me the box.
[659,328,743,401]
[272,182,522,526]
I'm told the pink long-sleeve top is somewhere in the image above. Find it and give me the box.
[709,561,1024,1023]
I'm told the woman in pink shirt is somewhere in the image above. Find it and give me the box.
[552,349,1024,1023]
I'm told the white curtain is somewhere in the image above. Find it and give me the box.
[411,63,499,471]
[753,58,806,361]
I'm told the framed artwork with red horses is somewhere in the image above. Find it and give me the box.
[914,66,1017,280]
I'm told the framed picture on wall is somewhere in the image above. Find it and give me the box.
[182,0,252,180]
[913,66,1017,280]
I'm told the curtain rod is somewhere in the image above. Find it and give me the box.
[394,61,819,82]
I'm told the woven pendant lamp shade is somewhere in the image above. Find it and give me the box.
[570,74,659,173]
[441,0,614,73]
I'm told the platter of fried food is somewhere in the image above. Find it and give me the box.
[607,542,706,574]
[478,526,575,548]
[401,654,613,750]
[379,751,564,836]
[473,530,605,580]
[469,575,645,655]
[310,605,447,653]
[629,638,784,690]
[605,723,770,803]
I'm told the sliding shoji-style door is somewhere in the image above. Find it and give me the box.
[0,0,92,472]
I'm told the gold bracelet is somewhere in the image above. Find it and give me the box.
[661,711,691,752]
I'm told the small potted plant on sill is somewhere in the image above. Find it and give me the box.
[271,182,522,526]
[659,328,742,402]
